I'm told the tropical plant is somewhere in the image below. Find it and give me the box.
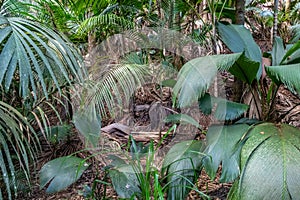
[0,0,86,198]
[170,21,300,199]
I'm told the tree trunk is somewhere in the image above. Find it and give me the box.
[272,0,279,44]
[235,0,245,24]
[232,0,245,103]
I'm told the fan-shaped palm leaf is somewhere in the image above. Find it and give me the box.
[0,101,40,200]
[0,15,85,100]
[266,63,300,94]
[229,123,300,199]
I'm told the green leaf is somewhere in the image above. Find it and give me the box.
[161,79,177,88]
[266,63,300,94]
[164,114,202,129]
[199,94,249,120]
[46,125,72,144]
[232,123,300,199]
[162,140,204,200]
[203,124,250,182]
[282,40,300,64]
[40,156,89,193]
[0,16,85,99]
[229,54,260,84]
[214,100,249,121]
[271,36,285,65]
[0,101,40,200]
[173,53,242,107]
[198,93,213,115]
[73,104,101,148]
[217,22,262,79]
[108,164,141,198]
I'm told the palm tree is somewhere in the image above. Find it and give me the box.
[0,0,86,198]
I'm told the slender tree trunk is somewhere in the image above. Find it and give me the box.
[272,0,279,44]
[235,0,245,24]
[232,0,246,103]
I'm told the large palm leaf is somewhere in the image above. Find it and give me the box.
[229,123,300,199]
[0,14,85,100]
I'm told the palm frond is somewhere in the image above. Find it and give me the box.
[77,13,134,36]
[266,64,300,94]
[0,101,40,200]
[0,15,86,100]
[84,64,148,118]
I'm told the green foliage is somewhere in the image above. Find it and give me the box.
[203,124,249,182]
[108,158,141,198]
[173,53,242,107]
[266,64,300,94]
[0,101,40,200]
[217,22,262,79]
[85,63,148,118]
[199,93,249,121]
[229,123,300,199]
[271,36,285,66]
[172,20,300,199]
[46,124,72,144]
[162,140,207,200]
[0,15,85,100]
[108,138,164,199]
[40,156,89,193]
[73,104,101,148]
[164,114,202,129]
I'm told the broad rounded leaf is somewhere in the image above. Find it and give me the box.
[40,156,89,193]
[232,123,300,199]
[217,22,262,79]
